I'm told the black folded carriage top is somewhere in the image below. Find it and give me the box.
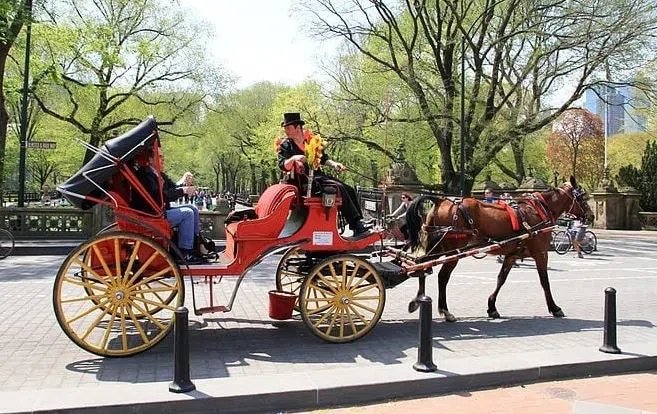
[58,117,159,210]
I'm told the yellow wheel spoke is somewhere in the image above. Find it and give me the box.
[350,300,377,314]
[119,304,128,352]
[100,306,119,350]
[327,262,341,286]
[350,295,380,300]
[312,304,336,327]
[307,302,334,317]
[114,238,121,278]
[304,297,333,303]
[133,286,176,295]
[62,276,108,292]
[131,302,166,330]
[92,245,114,282]
[60,294,106,304]
[349,270,370,291]
[346,307,357,333]
[122,240,141,284]
[80,304,113,341]
[351,283,377,296]
[307,283,336,298]
[67,299,112,324]
[130,268,176,290]
[132,296,177,312]
[324,308,339,335]
[347,303,370,326]
[126,304,150,345]
[339,307,345,337]
[71,261,110,286]
[127,252,160,285]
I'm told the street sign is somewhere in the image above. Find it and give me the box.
[26,141,56,149]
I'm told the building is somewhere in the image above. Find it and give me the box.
[583,84,648,135]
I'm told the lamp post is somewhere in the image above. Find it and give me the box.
[17,2,33,208]
[459,1,466,196]
[553,171,559,187]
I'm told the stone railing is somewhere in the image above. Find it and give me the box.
[0,207,228,240]
[638,212,657,230]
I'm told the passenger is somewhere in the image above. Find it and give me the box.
[276,112,370,236]
[133,150,204,264]
[483,188,496,203]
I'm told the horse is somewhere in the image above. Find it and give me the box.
[405,176,593,322]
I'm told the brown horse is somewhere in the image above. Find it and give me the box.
[405,176,593,321]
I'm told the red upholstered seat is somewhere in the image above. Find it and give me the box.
[227,184,298,239]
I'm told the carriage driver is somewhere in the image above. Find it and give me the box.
[132,149,205,264]
[277,112,370,236]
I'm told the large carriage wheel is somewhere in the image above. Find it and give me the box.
[299,254,385,343]
[53,232,184,357]
[276,247,312,309]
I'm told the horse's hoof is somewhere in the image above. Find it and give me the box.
[552,309,565,318]
[488,310,501,319]
[439,310,457,322]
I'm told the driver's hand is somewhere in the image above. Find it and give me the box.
[333,162,346,172]
[291,155,306,163]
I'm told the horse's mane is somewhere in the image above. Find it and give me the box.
[406,194,442,248]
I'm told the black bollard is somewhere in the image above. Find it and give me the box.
[413,294,437,372]
[599,287,621,354]
[169,307,196,393]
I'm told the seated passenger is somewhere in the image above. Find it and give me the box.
[132,150,204,264]
[276,112,370,236]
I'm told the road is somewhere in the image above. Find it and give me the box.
[0,232,655,395]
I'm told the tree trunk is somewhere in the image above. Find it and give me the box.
[0,45,10,194]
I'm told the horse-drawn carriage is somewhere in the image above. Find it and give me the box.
[54,117,593,358]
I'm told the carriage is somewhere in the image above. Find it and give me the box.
[53,117,411,357]
[53,117,592,358]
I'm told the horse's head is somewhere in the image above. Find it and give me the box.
[561,176,593,223]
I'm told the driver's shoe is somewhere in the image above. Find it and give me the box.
[351,220,371,236]
[177,249,207,265]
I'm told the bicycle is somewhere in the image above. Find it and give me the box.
[0,228,15,259]
[552,227,597,255]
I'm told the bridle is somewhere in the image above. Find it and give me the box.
[557,184,588,221]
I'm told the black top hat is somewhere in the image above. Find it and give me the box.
[281,112,305,127]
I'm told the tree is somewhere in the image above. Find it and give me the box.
[0,0,32,194]
[30,0,223,166]
[618,141,657,211]
[547,109,604,190]
[304,0,657,193]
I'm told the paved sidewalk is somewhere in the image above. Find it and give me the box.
[0,234,655,413]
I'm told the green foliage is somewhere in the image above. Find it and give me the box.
[618,141,657,211]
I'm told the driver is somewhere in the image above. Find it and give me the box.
[276,112,370,236]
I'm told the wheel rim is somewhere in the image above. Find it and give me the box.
[300,255,385,343]
[0,229,14,259]
[582,233,595,254]
[53,232,183,357]
[553,231,570,255]
[275,248,308,309]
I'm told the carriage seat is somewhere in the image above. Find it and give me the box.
[107,189,172,238]
[226,184,298,240]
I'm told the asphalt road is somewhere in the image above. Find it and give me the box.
[0,233,655,394]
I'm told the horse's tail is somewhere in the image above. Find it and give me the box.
[406,195,442,249]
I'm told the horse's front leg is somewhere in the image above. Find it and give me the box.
[437,261,458,322]
[533,250,564,317]
[487,255,516,318]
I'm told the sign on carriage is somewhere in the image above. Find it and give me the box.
[27,141,57,150]
[312,231,333,246]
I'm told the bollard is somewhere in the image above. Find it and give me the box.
[413,294,437,372]
[169,307,196,393]
[599,287,621,354]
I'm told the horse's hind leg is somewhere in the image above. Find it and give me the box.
[437,261,458,322]
[534,251,564,317]
[487,255,515,318]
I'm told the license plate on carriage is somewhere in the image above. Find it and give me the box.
[313,231,333,246]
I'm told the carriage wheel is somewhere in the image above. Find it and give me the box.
[552,230,571,255]
[275,247,308,310]
[299,254,385,343]
[53,232,184,357]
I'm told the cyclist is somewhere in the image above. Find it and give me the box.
[568,217,586,258]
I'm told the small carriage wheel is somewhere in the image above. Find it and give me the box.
[581,230,597,254]
[275,247,307,310]
[0,228,15,259]
[552,230,571,255]
[53,231,184,357]
[299,254,385,343]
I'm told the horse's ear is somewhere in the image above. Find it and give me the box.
[570,175,577,188]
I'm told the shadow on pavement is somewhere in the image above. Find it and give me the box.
[63,315,654,386]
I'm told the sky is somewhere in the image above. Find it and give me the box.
[180,0,327,89]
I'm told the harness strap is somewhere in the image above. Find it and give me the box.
[531,192,556,224]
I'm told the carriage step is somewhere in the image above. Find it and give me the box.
[371,261,408,288]
[194,305,229,315]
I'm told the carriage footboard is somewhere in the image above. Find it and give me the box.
[371,261,407,288]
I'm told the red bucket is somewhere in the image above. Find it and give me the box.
[268,290,297,320]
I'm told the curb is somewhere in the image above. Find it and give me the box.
[2,342,655,414]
